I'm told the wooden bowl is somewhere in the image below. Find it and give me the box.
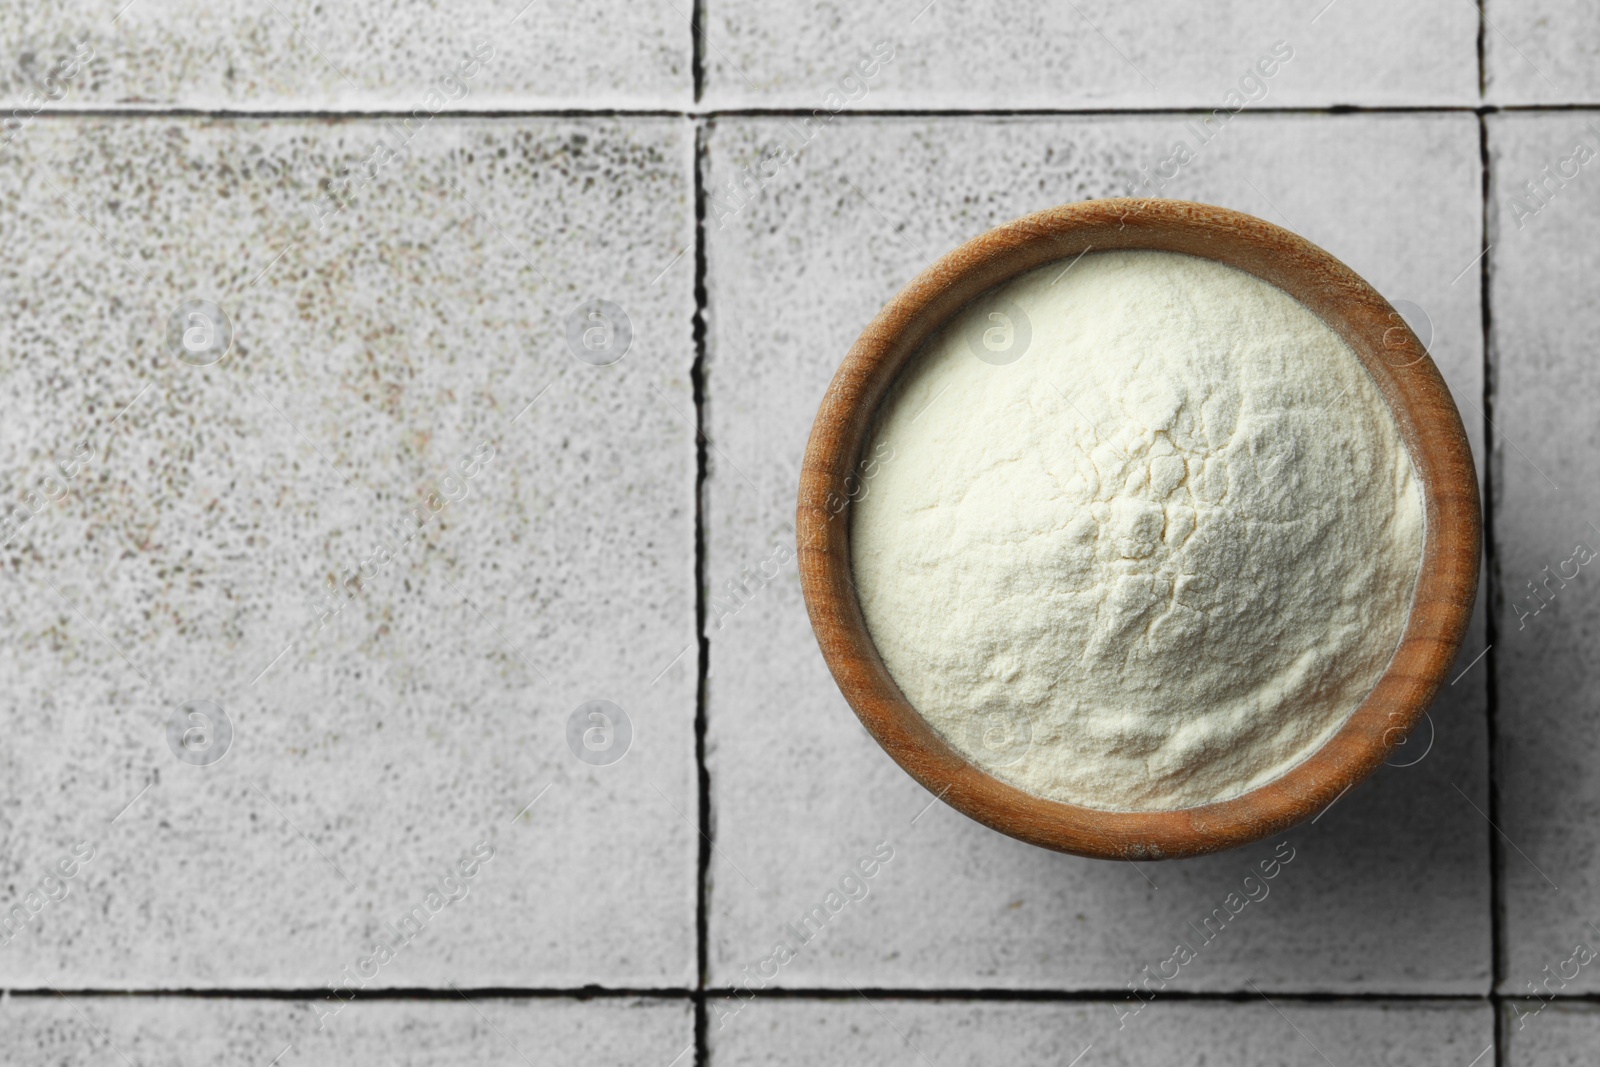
[796,198,1480,860]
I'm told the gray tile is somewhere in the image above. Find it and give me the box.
[0,117,698,986]
[709,997,1492,1067]
[1505,1001,1600,1065]
[1485,0,1600,104]
[703,1,1477,110]
[0,995,693,1066]
[1489,111,1600,994]
[0,0,690,111]
[704,114,1489,992]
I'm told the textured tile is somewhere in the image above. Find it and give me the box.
[703,0,1477,110]
[709,997,1492,1067]
[0,995,693,1066]
[1489,112,1600,994]
[0,0,689,110]
[704,114,1489,992]
[1505,1002,1600,1065]
[1485,0,1600,104]
[0,116,698,986]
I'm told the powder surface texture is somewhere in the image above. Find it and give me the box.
[850,250,1425,812]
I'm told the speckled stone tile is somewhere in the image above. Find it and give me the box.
[0,995,694,1066]
[0,116,698,987]
[709,997,1492,1066]
[1505,1002,1600,1065]
[1488,112,1600,995]
[702,0,1477,110]
[0,0,689,110]
[1484,0,1600,104]
[703,114,1489,993]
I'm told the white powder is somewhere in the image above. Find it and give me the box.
[851,250,1425,812]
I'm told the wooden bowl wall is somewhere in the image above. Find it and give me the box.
[796,198,1481,860]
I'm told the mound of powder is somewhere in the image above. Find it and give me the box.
[850,249,1425,812]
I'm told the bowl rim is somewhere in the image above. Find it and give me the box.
[795,197,1481,860]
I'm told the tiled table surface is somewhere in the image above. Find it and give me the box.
[0,1,1595,1064]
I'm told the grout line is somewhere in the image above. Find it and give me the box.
[1492,986,1505,1063]
[1474,0,1503,1030]
[1477,0,1488,101]
[0,987,1517,1003]
[1478,110,1509,1041]
[15,104,1600,121]
[0,987,695,1000]
[690,118,712,1067]
[691,0,706,104]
